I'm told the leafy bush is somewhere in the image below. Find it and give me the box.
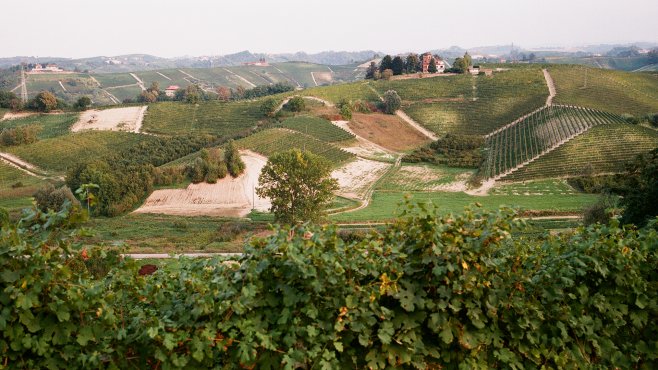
[1,201,658,368]
[383,90,401,114]
[0,124,41,146]
[33,184,80,212]
[405,134,485,168]
[285,96,306,112]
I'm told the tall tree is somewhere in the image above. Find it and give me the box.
[31,91,57,112]
[365,62,378,79]
[618,148,658,227]
[216,86,231,102]
[428,58,438,73]
[383,90,401,114]
[463,52,472,70]
[225,140,245,178]
[257,149,338,224]
[405,54,420,73]
[391,56,405,75]
[379,55,393,73]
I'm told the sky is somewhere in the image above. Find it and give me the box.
[2,0,657,58]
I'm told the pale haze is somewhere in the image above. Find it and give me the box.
[3,0,657,58]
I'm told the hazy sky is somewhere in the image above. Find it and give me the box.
[2,0,657,58]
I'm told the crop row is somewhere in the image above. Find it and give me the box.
[236,128,354,166]
[502,124,658,181]
[278,116,354,142]
[482,105,626,179]
[142,100,263,137]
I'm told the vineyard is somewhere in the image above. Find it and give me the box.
[550,65,658,116]
[0,113,78,140]
[91,73,138,88]
[402,67,548,136]
[141,100,263,137]
[5,131,154,173]
[236,128,354,166]
[301,81,379,104]
[502,124,658,181]
[481,105,626,179]
[278,116,354,142]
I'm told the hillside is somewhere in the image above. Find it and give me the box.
[502,124,658,181]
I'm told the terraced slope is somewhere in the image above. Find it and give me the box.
[0,113,78,140]
[550,65,658,116]
[400,67,548,136]
[482,105,625,179]
[142,100,262,137]
[278,116,354,143]
[236,128,354,166]
[503,124,658,181]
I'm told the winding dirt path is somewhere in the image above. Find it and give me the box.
[543,69,556,106]
[0,152,46,178]
[130,73,146,91]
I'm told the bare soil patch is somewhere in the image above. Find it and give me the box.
[134,151,271,217]
[72,106,147,133]
[332,158,391,200]
[2,112,37,120]
[312,72,333,84]
[348,113,431,151]
[331,120,396,161]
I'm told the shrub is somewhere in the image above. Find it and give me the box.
[0,124,41,146]
[285,96,306,112]
[383,89,401,114]
[339,104,352,120]
[33,184,80,212]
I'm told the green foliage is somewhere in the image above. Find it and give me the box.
[224,140,245,178]
[618,148,658,227]
[260,97,279,118]
[383,90,401,114]
[0,125,41,146]
[29,91,58,112]
[2,201,658,368]
[74,96,92,110]
[285,96,306,112]
[391,56,405,75]
[405,134,484,168]
[33,184,79,212]
[379,55,393,72]
[428,57,437,73]
[257,149,339,224]
[0,206,8,227]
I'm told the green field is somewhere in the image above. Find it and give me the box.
[86,213,265,253]
[236,128,354,166]
[106,85,144,102]
[482,105,626,178]
[0,162,47,210]
[6,131,153,173]
[0,113,79,140]
[142,100,263,137]
[402,67,548,136]
[278,116,354,142]
[301,81,379,103]
[91,73,138,88]
[550,65,658,116]
[376,163,473,191]
[331,191,598,223]
[503,124,658,181]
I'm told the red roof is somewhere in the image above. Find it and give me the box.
[166,85,180,90]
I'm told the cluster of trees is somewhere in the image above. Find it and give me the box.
[66,135,213,216]
[0,90,22,111]
[648,48,658,64]
[186,140,245,183]
[131,82,295,105]
[404,134,485,168]
[217,82,294,102]
[0,124,40,146]
[2,197,658,368]
[366,52,473,80]
[0,90,92,113]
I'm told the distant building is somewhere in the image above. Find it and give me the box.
[30,63,64,73]
[165,85,180,97]
[420,53,445,73]
[468,65,481,75]
[243,58,269,67]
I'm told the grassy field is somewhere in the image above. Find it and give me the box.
[331,191,598,223]
[6,131,153,173]
[301,81,379,104]
[550,65,658,116]
[278,116,354,142]
[142,100,263,137]
[402,67,548,136]
[106,85,144,102]
[85,213,267,253]
[376,163,473,191]
[91,73,138,88]
[0,162,48,211]
[0,113,79,140]
[503,124,658,181]
[236,128,354,166]
[491,179,578,195]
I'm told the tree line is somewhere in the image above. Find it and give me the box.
[128,82,295,105]
[366,52,475,80]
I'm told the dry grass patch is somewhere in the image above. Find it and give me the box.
[348,113,431,152]
[331,158,391,200]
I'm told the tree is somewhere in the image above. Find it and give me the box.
[618,148,658,227]
[31,91,58,112]
[217,86,231,102]
[453,57,466,73]
[148,82,160,95]
[428,58,438,73]
[33,184,79,212]
[648,48,658,64]
[225,140,245,177]
[381,69,393,81]
[391,56,405,75]
[383,90,401,114]
[184,85,201,104]
[74,96,92,110]
[365,62,378,79]
[379,55,393,73]
[138,91,157,103]
[0,90,19,108]
[463,52,472,70]
[257,149,338,224]
[285,96,306,112]
[261,97,279,117]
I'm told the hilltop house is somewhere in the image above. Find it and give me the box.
[165,85,180,97]
[30,63,64,73]
[420,53,445,73]
[243,58,269,67]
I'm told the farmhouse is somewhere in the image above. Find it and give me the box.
[468,65,481,75]
[30,63,64,73]
[420,53,445,73]
[243,58,269,67]
[165,85,180,97]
